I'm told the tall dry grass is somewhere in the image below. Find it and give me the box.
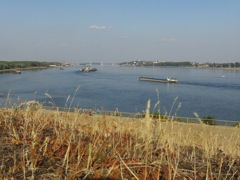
[0,100,239,179]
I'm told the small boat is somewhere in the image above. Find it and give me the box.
[12,70,21,74]
[80,67,97,72]
[139,76,178,83]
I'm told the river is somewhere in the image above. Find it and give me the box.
[0,65,240,121]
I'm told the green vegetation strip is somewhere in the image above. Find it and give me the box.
[0,61,60,71]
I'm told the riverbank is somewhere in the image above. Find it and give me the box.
[0,66,48,73]
[198,67,240,71]
[0,66,49,73]
[180,66,240,71]
[0,60,61,74]
[0,105,239,179]
[208,67,240,70]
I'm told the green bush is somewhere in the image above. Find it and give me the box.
[202,115,216,125]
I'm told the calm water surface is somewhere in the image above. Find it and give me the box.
[0,65,240,121]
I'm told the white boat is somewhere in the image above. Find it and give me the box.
[80,67,97,72]
[166,77,178,83]
[12,70,21,74]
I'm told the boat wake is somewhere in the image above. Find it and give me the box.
[180,81,240,90]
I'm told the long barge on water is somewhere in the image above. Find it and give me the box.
[139,76,178,83]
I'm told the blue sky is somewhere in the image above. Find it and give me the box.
[0,0,239,63]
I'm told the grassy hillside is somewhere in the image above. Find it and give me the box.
[0,101,239,179]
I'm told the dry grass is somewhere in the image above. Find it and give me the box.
[0,101,239,179]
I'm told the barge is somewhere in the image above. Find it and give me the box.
[139,76,178,83]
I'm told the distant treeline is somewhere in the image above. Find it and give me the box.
[119,61,240,68]
[119,61,193,67]
[154,61,192,67]
[0,61,60,70]
[207,62,240,68]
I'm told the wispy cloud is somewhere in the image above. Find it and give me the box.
[89,25,112,30]
[161,38,177,42]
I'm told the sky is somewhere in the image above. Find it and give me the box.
[0,0,239,63]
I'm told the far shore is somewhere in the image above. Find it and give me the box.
[1,65,240,72]
[0,66,49,73]
[178,66,240,71]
